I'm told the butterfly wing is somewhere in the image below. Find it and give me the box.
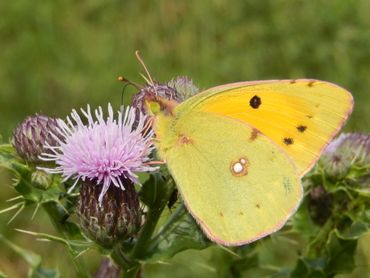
[176,79,353,177]
[155,111,302,246]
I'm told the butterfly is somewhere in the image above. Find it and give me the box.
[145,78,354,246]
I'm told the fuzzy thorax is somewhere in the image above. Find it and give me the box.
[145,96,179,117]
[152,109,179,161]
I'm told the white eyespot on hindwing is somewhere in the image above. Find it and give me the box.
[230,157,249,177]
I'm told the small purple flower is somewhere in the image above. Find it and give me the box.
[39,104,156,203]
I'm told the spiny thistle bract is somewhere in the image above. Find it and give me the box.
[78,178,142,247]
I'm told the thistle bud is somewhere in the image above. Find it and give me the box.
[167,76,199,101]
[12,114,60,164]
[31,169,53,190]
[308,185,332,225]
[321,133,370,178]
[78,179,142,248]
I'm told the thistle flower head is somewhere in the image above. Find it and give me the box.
[39,104,156,203]
[12,114,60,164]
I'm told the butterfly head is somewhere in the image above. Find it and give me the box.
[144,94,179,117]
[127,51,180,117]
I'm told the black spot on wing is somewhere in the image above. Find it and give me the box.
[249,95,261,109]
[297,125,307,133]
[308,81,315,87]
[283,137,294,145]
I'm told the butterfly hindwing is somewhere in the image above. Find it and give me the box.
[155,111,302,246]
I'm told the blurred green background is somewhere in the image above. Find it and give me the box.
[1,0,369,277]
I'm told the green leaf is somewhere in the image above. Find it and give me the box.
[139,174,172,208]
[0,233,60,278]
[229,251,258,277]
[0,233,41,268]
[338,221,370,239]
[290,257,326,278]
[0,144,62,205]
[15,229,95,255]
[0,144,18,168]
[351,187,370,198]
[29,267,61,278]
[291,199,320,238]
[324,230,358,275]
[291,228,360,278]
[41,202,84,240]
[15,228,93,278]
[139,174,160,207]
[0,270,7,278]
[145,204,210,262]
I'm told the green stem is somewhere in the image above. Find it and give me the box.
[305,217,334,257]
[117,205,166,277]
[112,178,175,277]
[123,265,141,278]
[149,204,186,244]
[131,179,175,259]
[131,207,165,258]
[42,202,69,235]
[42,202,90,277]
[110,247,139,278]
[111,205,165,277]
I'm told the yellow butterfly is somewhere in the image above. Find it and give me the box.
[147,79,353,246]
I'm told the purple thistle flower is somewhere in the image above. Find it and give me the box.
[39,104,157,203]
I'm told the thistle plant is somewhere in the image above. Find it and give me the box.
[0,76,369,278]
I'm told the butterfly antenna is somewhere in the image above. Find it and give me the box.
[139,73,152,85]
[119,82,130,107]
[117,75,143,90]
[135,50,154,85]
[117,76,144,107]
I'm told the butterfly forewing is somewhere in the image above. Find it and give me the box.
[179,79,353,177]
